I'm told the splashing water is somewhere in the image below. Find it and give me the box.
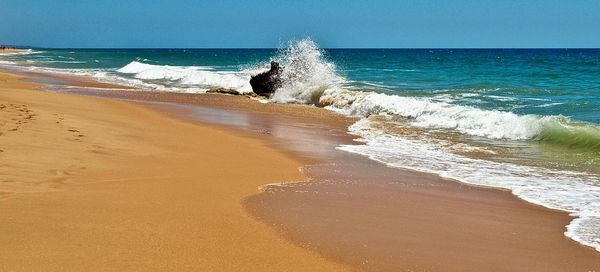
[270,38,347,104]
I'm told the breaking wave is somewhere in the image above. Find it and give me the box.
[0,49,42,56]
[321,90,600,147]
[268,39,600,147]
[117,61,254,93]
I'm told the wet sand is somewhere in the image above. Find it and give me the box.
[64,86,600,271]
[2,69,600,271]
[0,71,350,271]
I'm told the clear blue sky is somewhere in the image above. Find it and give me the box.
[2,0,599,48]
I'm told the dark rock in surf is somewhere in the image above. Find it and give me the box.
[250,61,282,97]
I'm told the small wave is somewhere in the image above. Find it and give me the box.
[117,61,253,93]
[320,89,600,146]
[536,120,600,151]
[486,95,518,102]
[27,66,208,93]
[0,49,43,56]
[347,67,418,72]
[535,102,564,108]
[360,81,396,89]
[39,60,88,64]
[322,90,556,140]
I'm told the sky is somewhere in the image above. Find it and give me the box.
[2,0,599,48]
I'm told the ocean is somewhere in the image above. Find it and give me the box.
[1,39,600,251]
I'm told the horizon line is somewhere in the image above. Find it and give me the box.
[10,46,600,50]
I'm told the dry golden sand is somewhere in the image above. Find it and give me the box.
[0,72,351,271]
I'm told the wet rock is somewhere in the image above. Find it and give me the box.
[250,61,282,97]
[206,88,242,96]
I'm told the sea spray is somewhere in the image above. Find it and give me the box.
[270,38,347,104]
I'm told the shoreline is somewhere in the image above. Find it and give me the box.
[2,68,600,271]
[0,71,351,271]
[97,91,600,271]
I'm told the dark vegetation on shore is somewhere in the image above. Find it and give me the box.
[0,45,16,50]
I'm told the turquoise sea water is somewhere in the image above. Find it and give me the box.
[2,47,599,122]
[1,40,600,251]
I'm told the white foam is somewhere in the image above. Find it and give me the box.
[117,61,254,93]
[321,90,565,140]
[486,95,518,101]
[270,38,348,104]
[23,65,195,93]
[361,81,396,90]
[339,119,600,252]
[0,49,42,56]
[536,102,565,108]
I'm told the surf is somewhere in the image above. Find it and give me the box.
[117,61,254,93]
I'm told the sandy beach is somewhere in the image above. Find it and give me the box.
[76,82,600,271]
[1,69,600,271]
[3,0,600,270]
[0,71,350,271]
